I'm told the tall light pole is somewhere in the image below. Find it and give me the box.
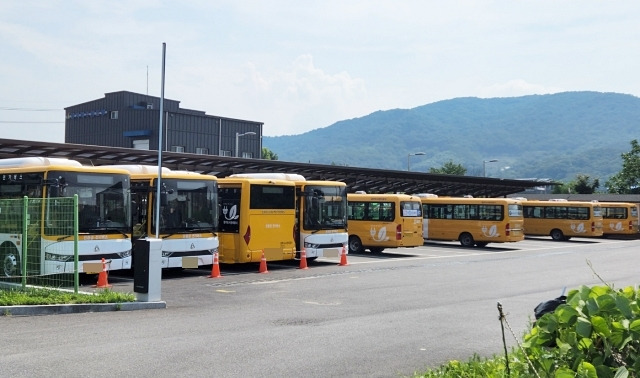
[407,152,426,171]
[483,159,498,177]
[235,131,256,157]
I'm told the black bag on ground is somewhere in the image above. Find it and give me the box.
[534,295,567,320]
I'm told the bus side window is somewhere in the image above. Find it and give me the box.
[348,202,365,221]
[381,203,393,221]
[545,207,554,219]
[469,206,478,220]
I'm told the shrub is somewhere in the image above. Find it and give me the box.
[521,284,639,377]
[416,284,640,377]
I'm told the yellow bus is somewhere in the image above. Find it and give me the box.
[419,195,525,247]
[103,165,219,269]
[217,176,296,263]
[0,157,132,277]
[346,193,423,253]
[521,199,603,240]
[231,173,348,260]
[600,202,639,237]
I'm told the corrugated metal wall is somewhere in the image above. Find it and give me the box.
[64,91,262,157]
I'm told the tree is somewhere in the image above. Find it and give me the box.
[572,174,600,194]
[552,183,570,194]
[606,139,640,193]
[429,161,467,175]
[261,147,278,160]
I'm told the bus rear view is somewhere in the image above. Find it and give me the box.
[218,177,296,263]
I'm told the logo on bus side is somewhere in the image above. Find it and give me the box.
[222,205,239,221]
[481,225,499,238]
[370,226,389,242]
[570,223,587,233]
[608,222,623,231]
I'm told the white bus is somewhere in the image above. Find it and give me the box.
[0,157,132,277]
[103,165,219,269]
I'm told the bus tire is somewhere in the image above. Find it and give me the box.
[550,229,565,241]
[1,243,20,278]
[349,236,364,254]
[369,247,384,253]
[459,233,475,247]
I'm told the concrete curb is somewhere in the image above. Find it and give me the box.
[0,301,166,316]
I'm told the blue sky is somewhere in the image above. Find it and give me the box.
[1,1,639,143]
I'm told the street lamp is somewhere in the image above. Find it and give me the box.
[483,159,498,177]
[407,152,426,171]
[235,131,256,157]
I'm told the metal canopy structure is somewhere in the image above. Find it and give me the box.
[0,138,549,197]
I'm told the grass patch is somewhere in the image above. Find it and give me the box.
[413,352,532,377]
[0,287,135,306]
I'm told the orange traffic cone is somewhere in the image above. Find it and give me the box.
[338,246,349,266]
[298,248,309,270]
[258,250,268,274]
[93,258,112,288]
[208,252,222,278]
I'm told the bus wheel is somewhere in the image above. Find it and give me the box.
[475,242,488,248]
[369,247,384,253]
[1,244,20,278]
[348,236,364,254]
[550,229,565,241]
[459,233,475,247]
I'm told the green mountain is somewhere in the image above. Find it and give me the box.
[263,91,640,183]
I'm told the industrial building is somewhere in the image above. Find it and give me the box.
[64,91,263,158]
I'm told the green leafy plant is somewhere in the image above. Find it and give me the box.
[521,284,640,377]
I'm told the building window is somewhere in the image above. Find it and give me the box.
[220,150,232,157]
[133,139,149,150]
[241,152,253,158]
[110,111,118,120]
[195,147,209,155]
[171,146,185,153]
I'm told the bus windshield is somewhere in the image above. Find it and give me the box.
[158,178,218,232]
[45,171,131,234]
[303,185,347,230]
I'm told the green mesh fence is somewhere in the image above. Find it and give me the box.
[0,196,79,292]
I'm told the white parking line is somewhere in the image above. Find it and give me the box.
[324,238,636,265]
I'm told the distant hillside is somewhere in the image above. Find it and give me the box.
[263,91,640,183]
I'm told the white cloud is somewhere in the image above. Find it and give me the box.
[221,54,368,136]
[1,1,640,142]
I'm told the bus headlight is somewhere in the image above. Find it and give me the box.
[45,253,73,262]
[117,249,132,258]
[304,242,320,249]
[210,247,219,254]
[162,251,174,257]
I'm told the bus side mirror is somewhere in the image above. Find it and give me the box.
[160,192,168,206]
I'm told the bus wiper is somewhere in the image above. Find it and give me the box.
[102,228,130,238]
[81,228,130,238]
[57,229,128,241]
